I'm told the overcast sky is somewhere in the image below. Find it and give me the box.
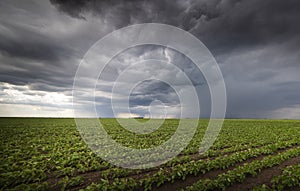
[0,0,299,118]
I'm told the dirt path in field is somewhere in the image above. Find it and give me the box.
[151,145,299,191]
[47,141,299,191]
[226,155,300,191]
[151,152,268,191]
[49,141,275,191]
[70,145,281,191]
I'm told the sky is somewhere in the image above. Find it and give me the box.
[0,0,300,118]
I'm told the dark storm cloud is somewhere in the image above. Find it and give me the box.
[0,22,73,62]
[49,0,300,53]
[0,0,104,94]
[0,63,75,92]
[195,0,300,57]
[99,44,207,87]
[50,0,186,27]
[226,81,300,118]
[129,79,180,107]
[0,0,300,118]
[0,3,77,92]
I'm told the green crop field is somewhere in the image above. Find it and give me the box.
[1,118,300,191]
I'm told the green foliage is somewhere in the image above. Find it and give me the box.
[1,118,300,190]
[187,147,300,191]
[255,164,300,190]
[58,176,85,190]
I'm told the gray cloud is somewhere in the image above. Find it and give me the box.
[129,79,180,107]
[0,0,103,92]
[0,0,299,118]
[49,0,300,52]
[0,22,72,62]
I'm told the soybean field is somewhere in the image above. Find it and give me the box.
[1,118,300,191]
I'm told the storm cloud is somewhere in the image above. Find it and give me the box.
[0,0,299,118]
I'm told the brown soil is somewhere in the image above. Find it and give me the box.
[151,150,269,191]
[152,146,299,191]
[46,142,270,190]
[41,141,299,191]
[226,155,300,191]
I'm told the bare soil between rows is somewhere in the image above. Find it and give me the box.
[151,150,276,191]
[20,140,298,191]
[226,155,300,191]
[71,144,299,191]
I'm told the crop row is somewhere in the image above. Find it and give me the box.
[2,119,300,190]
[254,164,300,191]
[186,147,300,191]
[6,137,297,191]
[92,138,300,180]
[80,138,300,191]
[187,120,300,152]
